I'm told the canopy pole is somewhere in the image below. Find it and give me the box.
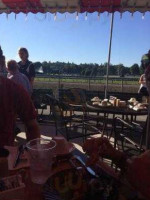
[105,13,114,99]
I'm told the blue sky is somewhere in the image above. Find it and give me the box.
[0,11,150,67]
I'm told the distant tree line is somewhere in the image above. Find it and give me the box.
[34,61,143,77]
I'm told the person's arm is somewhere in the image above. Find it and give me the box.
[15,84,40,140]
[126,151,150,200]
[139,75,145,84]
[30,77,34,86]
[29,63,35,86]
[83,137,128,171]
[139,76,142,84]
[109,150,128,172]
[97,138,128,171]
[25,119,40,141]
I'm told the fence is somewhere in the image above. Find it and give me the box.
[35,75,139,93]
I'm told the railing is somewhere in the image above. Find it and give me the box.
[35,74,139,92]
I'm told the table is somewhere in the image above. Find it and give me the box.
[84,102,148,140]
[26,149,88,200]
[85,102,148,125]
[6,145,145,200]
[67,102,147,125]
[8,149,122,200]
[7,149,86,200]
[85,102,148,116]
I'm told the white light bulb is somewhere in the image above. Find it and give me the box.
[131,12,134,18]
[25,13,28,21]
[45,13,47,19]
[76,12,79,20]
[54,13,57,21]
[85,12,88,20]
[120,13,122,19]
[142,13,145,20]
[98,12,100,20]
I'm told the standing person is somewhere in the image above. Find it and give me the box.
[141,50,150,70]
[0,46,40,147]
[145,64,150,94]
[7,60,32,95]
[138,74,149,96]
[18,47,35,86]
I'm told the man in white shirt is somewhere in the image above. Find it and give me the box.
[7,60,32,95]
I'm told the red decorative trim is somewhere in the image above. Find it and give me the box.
[1,0,44,13]
[80,0,121,13]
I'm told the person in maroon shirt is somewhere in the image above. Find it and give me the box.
[0,47,40,147]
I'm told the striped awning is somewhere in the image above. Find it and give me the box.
[0,0,150,14]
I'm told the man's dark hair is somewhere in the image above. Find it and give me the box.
[18,47,29,58]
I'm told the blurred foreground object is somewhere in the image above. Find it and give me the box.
[83,137,150,200]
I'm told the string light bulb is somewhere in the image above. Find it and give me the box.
[120,12,123,19]
[44,13,47,19]
[142,13,145,19]
[54,12,57,21]
[98,12,100,20]
[85,12,88,20]
[131,12,134,18]
[65,12,67,19]
[76,12,79,20]
[25,13,28,21]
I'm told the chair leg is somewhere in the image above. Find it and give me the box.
[83,123,86,142]
[139,131,145,153]
[113,119,118,150]
[66,128,69,141]
[55,122,58,136]
[102,113,107,134]
[108,114,115,140]
[40,109,44,118]
[56,130,58,136]
[96,112,100,126]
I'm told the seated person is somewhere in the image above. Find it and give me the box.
[6,60,32,95]
[83,137,150,200]
[0,47,40,147]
